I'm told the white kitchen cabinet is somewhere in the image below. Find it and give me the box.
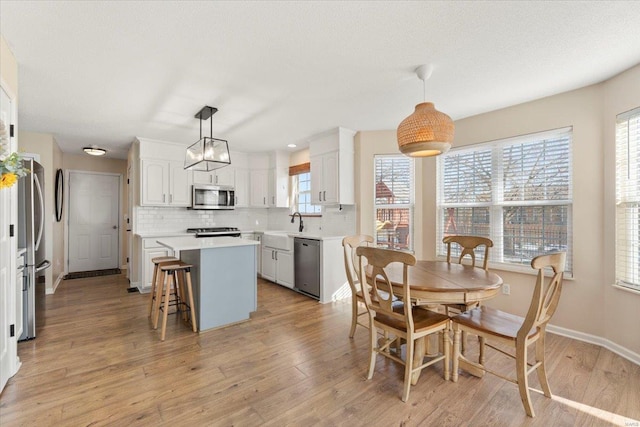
[139,237,175,292]
[261,246,293,288]
[250,169,269,208]
[234,168,249,207]
[192,165,235,186]
[141,159,192,206]
[309,127,355,205]
[268,151,290,208]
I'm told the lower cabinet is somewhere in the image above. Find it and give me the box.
[261,247,293,288]
[138,237,175,292]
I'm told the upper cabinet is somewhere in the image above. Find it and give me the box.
[192,164,235,186]
[309,127,355,205]
[135,138,192,207]
[268,151,290,208]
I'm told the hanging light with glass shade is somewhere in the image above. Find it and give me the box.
[184,106,231,170]
[397,65,454,157]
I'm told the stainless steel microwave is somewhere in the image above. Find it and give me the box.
[191,184,235,210]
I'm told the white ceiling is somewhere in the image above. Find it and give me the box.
[2,1,640,159]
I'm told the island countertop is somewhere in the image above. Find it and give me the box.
[156,236,260,251]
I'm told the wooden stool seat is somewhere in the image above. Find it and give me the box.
[155,261,197,341]
[148,256,178,318]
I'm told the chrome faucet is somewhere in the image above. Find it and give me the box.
[291,212,304,232]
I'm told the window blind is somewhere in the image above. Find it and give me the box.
[437,127,573,273]
[615,107,640,291]
[374,155,414,251]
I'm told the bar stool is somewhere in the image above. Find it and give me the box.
[155,261,197,341]
[148,256,178,318]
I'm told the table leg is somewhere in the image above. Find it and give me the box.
[410,336,425,385]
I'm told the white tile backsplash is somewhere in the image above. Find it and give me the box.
[135,205,355,237]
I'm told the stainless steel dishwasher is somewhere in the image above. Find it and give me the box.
[294,238,320,299]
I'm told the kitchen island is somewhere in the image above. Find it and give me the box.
[156,236,259,331]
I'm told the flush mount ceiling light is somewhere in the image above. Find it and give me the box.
[397,64,455,157]
[83,146,107,156]
[184,106,231,171]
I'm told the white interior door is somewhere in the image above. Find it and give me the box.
[0,86,15,392]
[68,172,120,272]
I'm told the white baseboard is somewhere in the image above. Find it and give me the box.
[50,272,65,294]
[547,324,640,366]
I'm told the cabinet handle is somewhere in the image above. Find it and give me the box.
[263,197,266,205]
[272,196,275,204]
[323,190,326,201]
[215,175,218,184]
[275,251,278,261]
[319,191,322,201]
[163,194,166,203]
[169,194,173,203]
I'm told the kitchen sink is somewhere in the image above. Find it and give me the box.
[262,232,293,251]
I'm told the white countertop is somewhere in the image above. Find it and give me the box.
[156,236,260,251]
[136,232,192,238]
[262,231,344,241]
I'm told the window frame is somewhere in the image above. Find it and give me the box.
[290,163,321,216]
[373,154,415,252]
[436,127,573,276]
[615,106,640,292]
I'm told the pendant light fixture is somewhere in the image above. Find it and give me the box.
[397,65,454,157]
[184,106,231,171]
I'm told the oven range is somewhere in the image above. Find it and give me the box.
[187,227,241,238]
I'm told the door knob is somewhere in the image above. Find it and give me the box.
[113,226,117,229]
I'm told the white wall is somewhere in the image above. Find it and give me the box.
[355,63,640,359]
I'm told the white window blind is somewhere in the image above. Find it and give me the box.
[616,107,640,291]
[437,128,573,273]
[374,155,414,251]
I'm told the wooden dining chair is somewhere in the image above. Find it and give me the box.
[342,235,374,338]
[442,235,494,352]
[356,246,450,402]
[451,252,566,417]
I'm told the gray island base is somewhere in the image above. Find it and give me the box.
[156,236,259,331]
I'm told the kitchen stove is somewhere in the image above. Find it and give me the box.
[187,227,241,238]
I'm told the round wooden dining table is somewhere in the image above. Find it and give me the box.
[365,260,503,383]
[368,260,503,306]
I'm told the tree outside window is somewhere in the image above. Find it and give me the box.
[374,155,414,251]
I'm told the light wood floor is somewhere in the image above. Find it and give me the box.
[1,273,639,426]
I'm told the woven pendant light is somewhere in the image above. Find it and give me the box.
[397,65,454,157]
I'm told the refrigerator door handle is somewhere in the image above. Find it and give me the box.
[34,173,45,251]
[35,260,51,272]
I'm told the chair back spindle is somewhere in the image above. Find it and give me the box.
[518,252,566,341]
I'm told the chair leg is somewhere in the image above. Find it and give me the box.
[535,333,552,398]
[516,341,535,417]
[184,269,197,332]
[152,270,165,330]
[148,263,159,317]
[160,272,173,342]
[479,336,486,364]
[402,336,415,402]
[367,323,377,380]
[349,297,358,338]
[452,326,461,382]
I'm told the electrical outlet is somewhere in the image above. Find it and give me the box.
[502,283,511,295]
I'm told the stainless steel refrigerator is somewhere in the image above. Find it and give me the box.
[17,157,50,341]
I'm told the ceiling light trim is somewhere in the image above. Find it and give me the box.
[83,146,107,156]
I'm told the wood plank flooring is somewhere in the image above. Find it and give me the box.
[1,273,639,426]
